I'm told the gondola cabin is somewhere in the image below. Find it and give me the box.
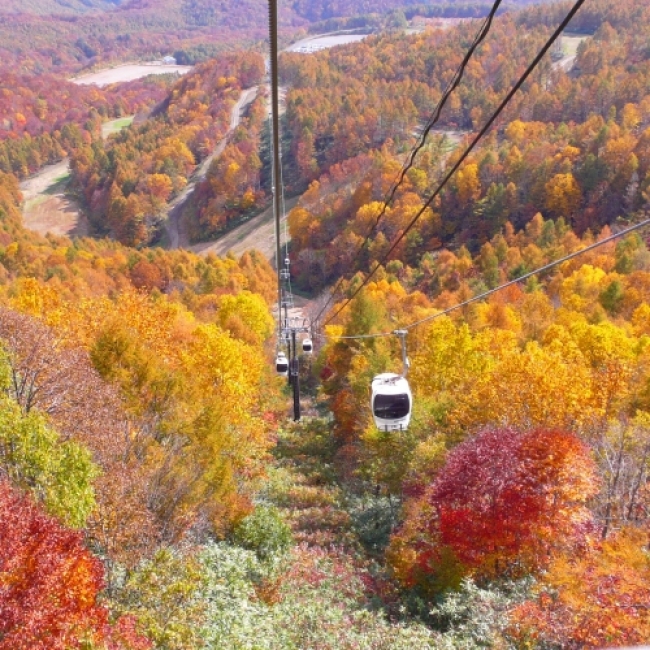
[371,373,412,431]
[276,351,289,376]
[302,337,313,354]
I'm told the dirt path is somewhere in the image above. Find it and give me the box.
[286,30,370,54]
[165,86,260,249]
[20,161,87,237]
[288,34,368,53]
[20,160,71,205]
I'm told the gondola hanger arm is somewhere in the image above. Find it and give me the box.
[393,329,409,379]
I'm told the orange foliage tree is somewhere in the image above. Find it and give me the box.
[511,529,650,647]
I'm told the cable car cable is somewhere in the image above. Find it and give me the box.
[322,0,588,329]
[369,0,504,235]
[344,218,650,432]
[329,331,395,340]
[326,217,650,341]
[402,220,650,332]
[269,0,284,343]
[312,0,505,327]
[268,0,311,419]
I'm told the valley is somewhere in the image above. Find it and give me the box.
[19,116,135,237]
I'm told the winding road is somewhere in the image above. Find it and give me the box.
[164,86,260,249]
[552,34,588,73]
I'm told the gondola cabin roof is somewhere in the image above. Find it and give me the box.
[371,373,408,392]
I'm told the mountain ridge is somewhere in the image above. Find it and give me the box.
[0,0,125,16]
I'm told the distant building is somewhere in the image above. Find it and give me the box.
[162,56,177,65]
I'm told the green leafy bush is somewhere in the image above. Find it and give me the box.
[0,393,98,528]
[232,504,293,561]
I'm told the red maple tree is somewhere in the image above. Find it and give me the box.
[0,478,150,649]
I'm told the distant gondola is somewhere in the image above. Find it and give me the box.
[276,351,289,376]
[302,337,313,353]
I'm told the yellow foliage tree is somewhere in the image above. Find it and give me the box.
[456,163,481,206]
[545,172,582,217]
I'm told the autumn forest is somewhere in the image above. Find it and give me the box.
[1,0,650,648]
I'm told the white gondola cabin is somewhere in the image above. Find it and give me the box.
[302,337,313,354]
[276,351,289,376]
[371,373,412,431]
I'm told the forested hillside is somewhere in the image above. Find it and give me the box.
[0,164,288,647]
[317,213,650,645]
[0,0,125,15]
[186,91,268,242]
[284,0,650,288]
[2,0,650,648]
[0,73,171,179]
[0,0,555,76]
[290,0,547,22]
[0,0,279,75]
[290,0,650,644]
[69,52,265,246]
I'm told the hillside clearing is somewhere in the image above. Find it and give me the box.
[72,63,192,87]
